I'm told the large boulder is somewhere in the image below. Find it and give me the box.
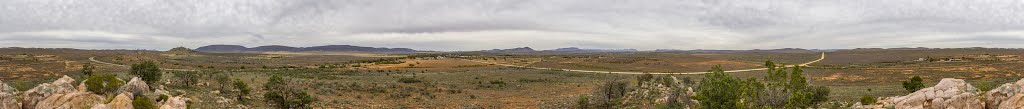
[985,78,1024,109]
[21,76,76,109]
[117,77,149,96]
[0,80,21,109]
[889,78,984,109]
[33,91,103,109]
[99,93,133,109]
[159,95,187,109]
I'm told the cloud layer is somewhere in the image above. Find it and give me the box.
[2,0,1024,51]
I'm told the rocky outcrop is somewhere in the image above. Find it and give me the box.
[886,78,984,109]
[34,91,103,109]
[118,77,149,96]
[159,95,187,109]
[985,78,1024,109]
[21,76,76,109]
[99,93,133,109]
[0,80,21,109]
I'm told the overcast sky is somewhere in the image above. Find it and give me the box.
[2,0,1024,51]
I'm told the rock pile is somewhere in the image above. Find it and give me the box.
[0,75,187,109]
[985,78,1024,109]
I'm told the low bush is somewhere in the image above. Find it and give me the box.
[85,74,124,95]
[398,78,422,83]
[859,96,877,104]
[132,96,158,109]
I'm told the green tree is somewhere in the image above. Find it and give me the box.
[85,74,124,95]
[788,66,807,91]
[902,76,926,92]
[130,61,161,84]
[264,75,316,109]
[696,66,744,109]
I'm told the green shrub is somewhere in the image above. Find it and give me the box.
[902,76,925,92]
[398,78,421,83]
[130,61,161,84]
[696,66,743,109]
[132,96,158,109]
[489,80,506,85]
[234,79,252,104]
[808,86,831,105]
[85,74,124,95]
[158,94,169,102]
[859,96,877,104]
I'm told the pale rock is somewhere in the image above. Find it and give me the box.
[33,91,103,109]
[159,95,187,109]
[117,77,149,96]
[890,78,983,109]
[21,76,76,109]
[985,78,1024,109]
[0,80,21,109]
[105,93,133,109]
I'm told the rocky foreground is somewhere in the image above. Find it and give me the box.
[0,76,186,109]
[855,78,1024,109]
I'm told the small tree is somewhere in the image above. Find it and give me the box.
[170,72,198,87]
[696,66,743,109]
[234,79,252,104]
[264,75,316,109]
[902,76,925,92]
[85,74,124,95]
[130,61,161,84]
[213,73,231,91]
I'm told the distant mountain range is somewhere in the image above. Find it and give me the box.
[480,47,536,53]
[195,45,419,53]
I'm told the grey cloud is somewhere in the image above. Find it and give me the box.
[1,0,1024,50]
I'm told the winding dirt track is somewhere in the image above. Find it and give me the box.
[464,52,826,75]
[89,56,197,72]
